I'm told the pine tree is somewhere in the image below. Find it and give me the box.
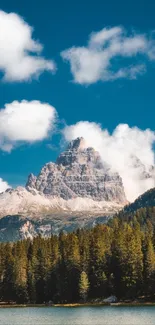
[14,242,28,303]
[79,271,89,302]
[144,238,155,296]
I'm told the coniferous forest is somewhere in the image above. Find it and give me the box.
[0,206,155,304]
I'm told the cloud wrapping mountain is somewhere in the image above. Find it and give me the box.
[0,10,56,81]
[0,100,57,151]
[63,122,155,201]
[0,178,10,193]
[61,26,155,84]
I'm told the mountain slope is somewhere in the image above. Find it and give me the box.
[0,187,124,218]
[124,187,155,213]
[0,187,154,242]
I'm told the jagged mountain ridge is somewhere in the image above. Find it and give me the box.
[0,214,111,242]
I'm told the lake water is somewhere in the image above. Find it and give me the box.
[0,306,155,325]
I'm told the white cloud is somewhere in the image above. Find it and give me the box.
[0,178,10,193]
[0,10,56,82]
[89,26,122,47]
[0,100,57,151]
[63,121,155,201]
[61,26,155,84]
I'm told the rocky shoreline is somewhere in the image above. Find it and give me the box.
[1,301,155,308]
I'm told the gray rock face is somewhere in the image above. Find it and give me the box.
[26,137,126,204]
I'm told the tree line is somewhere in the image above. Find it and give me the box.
[0,206,155,304]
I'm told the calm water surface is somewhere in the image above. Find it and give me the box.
[0,306,155,325]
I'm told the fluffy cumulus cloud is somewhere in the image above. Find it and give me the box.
[0,100,57,151]
[63,121,155,201]
[61,26,155,84]
[0,10,56,81]
[0,178,10,193]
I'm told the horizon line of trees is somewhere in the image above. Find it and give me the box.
[0,206,155,304]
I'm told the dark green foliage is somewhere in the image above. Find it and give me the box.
[1,207,155,303]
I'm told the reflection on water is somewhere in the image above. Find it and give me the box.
[0,306,155,325]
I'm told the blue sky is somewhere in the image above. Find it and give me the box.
[0,0,154,189]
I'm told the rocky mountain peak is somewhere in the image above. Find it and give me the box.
[26,137,127,203]
[56,137,102,167]
[0,137,129,240]
[67,137,86,151]
[27,173,37,188]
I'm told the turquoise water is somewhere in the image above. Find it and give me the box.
[0,306,155,325]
